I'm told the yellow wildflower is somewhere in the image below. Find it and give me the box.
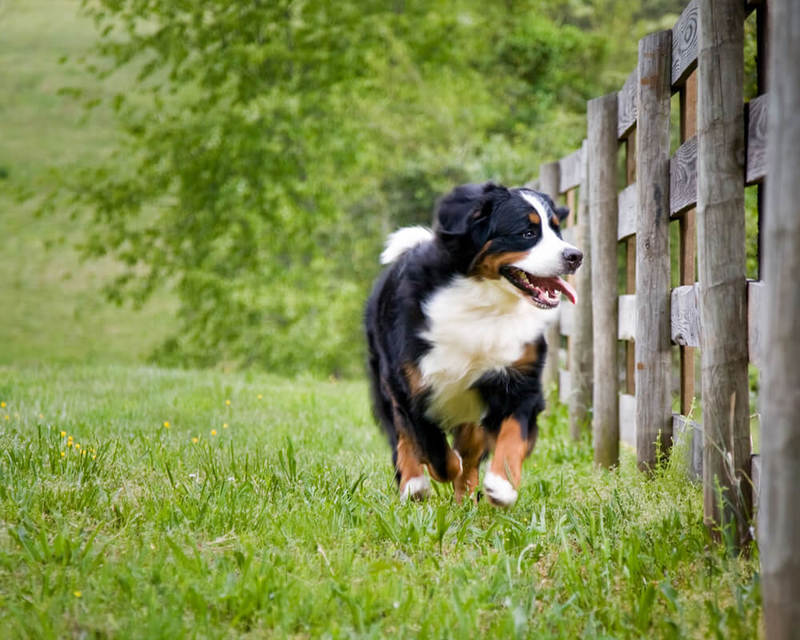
[73,591,82,598]
[39,413,44,419]
[191,437,199,444]
[60,431,66,438]
[257,394,263,400]
[0,402,5,408]
[163,421,170,429]
[225,399,231,406]
[61,451,66,457]
[210,429,217,436]
[74,444,80,450]
[223,423,229,429]
[92,455,97,460]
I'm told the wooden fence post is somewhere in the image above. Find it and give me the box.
[635,30,673,471]
[761,0,800,633]
[697,0,751,544]
[539,161,561,394]
[588,94,619,468]
[568,140,593,440]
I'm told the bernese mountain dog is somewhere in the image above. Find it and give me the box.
[365,182,582,507]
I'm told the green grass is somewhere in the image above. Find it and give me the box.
[0,0,174,366]
[0,364,761,638]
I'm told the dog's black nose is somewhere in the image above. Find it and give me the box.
[562,248,583,271]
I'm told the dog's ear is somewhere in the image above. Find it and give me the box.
[435,182,503,237]
[556,206,570,223]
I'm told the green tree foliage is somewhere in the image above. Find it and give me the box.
[56,0,683,375]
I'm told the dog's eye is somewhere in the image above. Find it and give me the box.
[522,229,536,239]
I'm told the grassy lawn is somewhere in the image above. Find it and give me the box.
[0,364,760,638]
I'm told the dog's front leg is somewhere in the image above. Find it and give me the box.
[484,416,532,507]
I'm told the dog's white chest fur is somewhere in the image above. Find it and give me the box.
[418,276,556,427]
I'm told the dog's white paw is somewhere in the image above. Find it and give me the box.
[483,471,518,507]
[400,475,431,501]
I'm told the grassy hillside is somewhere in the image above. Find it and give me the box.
[0,363,761,638]
[0,0,173,366]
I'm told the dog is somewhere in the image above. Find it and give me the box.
[365,182,582,506]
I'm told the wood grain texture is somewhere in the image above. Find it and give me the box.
[619,393,636,448]
[673,414,703,479]
[671,284,701,347]
[617,184,637,240]
[539,161,561,395]
[746,93,768,184]
[635,30,674,471]
[618,70,638,139]
[588,94,620,468]
[697,0,751,545]
[670,136,698,215]
[568,138,593,440]
[618,294,636,341]
[559,146,586,193]
[672,0,699,87]
[761,1,800,616]
[747,280,764,368]
[558,369,572,405]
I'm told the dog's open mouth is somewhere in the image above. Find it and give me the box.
[500,266,578,309]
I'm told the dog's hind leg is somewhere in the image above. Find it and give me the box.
[452,423,486,503]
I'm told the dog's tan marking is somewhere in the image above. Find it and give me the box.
[550,214,560,228]
[452,423,487,503]
[403,362,425,396]
[470,250,529,280]
[489,416,527,490]
[511,341,540,372]
[528,212,540,225]
[396,431,427,498]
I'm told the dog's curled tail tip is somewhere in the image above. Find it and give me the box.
[380,226,434,265]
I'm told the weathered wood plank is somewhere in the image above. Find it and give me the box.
[524,178,540,190]
[617,183,637,240]
[568,138,593,441]
[672,0,699,86]
[746,93,768,184]
[558,368,572,405]
[618,294,636,341]
[748,280,765,368]
[635,30,674,471]
[697,0,751,545]
[618,69,638,139]
[625,134,637,396]
[588,93,620,468]
[619,394,636,448]
[671,284,701,347]
[670,136,698,215]
[674,414,703,479]
[751,453,760,517]
[559,146,586,193]
[561,226,577,246]
[559,302,574,337]
[539,161,561,393]
[761,0,800,621]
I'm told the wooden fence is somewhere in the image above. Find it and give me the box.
[531,0,774,540]
[529,0,799,630]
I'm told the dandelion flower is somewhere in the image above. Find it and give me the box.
[73,591,82,598]
[60,431,66,438]
[92,455,96,460]
[163,421,170,429]
[3,415,8,421]
[191,437,199,444]
[257,394,263,400]
[210,429,217,436]
[75,444,80,450]
[223,423,229,429]
[61,451,66,457]
[225,399,231,406]
[39,413,44,419]
[0,402,5,408]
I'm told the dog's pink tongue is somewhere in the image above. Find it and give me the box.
[552,277,578,304]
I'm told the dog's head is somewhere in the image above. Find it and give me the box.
[434,182,582,309]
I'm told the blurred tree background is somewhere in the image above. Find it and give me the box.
[37,0,687,376]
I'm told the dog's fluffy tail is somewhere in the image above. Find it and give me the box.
[380,226,434,265]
